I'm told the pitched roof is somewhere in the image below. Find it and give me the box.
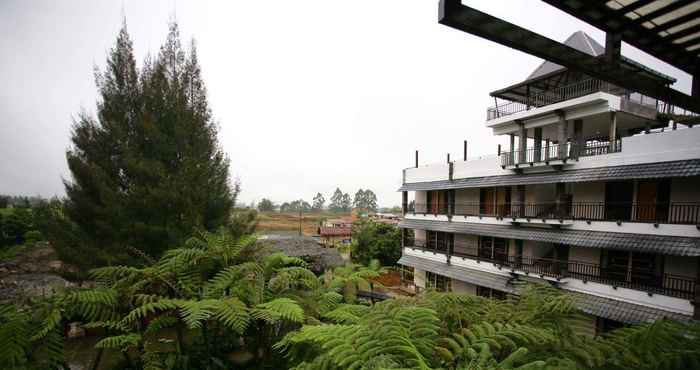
[399,159,700,191]
[528,31,604,80]
[399,219,700,256]
[319,226,352,237]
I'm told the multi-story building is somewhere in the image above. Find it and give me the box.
[398,31,699,333]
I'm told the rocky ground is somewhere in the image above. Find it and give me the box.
[0,242,77,304]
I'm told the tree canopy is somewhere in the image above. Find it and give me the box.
[351,220,402,266]
[258,198,275,212]
[58,21,234,265]
[353,189,378,212]
[312,193,325,211]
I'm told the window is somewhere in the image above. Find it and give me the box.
[476,285,507,300]
[426,271,451,292]
[400,265,414,285]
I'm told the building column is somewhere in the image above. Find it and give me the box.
[509,134,515,166]
[533,127,542,162]
[402,191,408,215]
[609,112,617,152]
[573,119,583,159]
[401,228,406,248]
[447,189,454,221]
[518,121,527,164]
[545,139,551,161]
[557,112,568,160]
[517,185,525,218]
[555,183,566,219]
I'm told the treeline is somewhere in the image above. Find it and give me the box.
[257,188,378,213]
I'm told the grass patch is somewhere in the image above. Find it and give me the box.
[256,211,352,236]
[0,208,15,216]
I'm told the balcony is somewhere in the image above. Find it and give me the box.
[500,140,622,167]
[409,202,700,225]
[403,242,697,300]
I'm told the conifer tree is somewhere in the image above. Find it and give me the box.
[62,21,233,265]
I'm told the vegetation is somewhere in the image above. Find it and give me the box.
[257,199,275,212]
[329,188,352,212]
[280,200,312,213]
[311,193,325,211]
[351,220,403,266]
[277,285,700,370]
[57,21,234,267]
[352,189,378,212]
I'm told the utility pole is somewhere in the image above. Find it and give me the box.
[299,199,303,236]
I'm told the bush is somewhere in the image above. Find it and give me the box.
[351,220,402,266]
[23,230,42,245]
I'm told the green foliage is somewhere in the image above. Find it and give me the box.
[23,230,42,245]
[258,198,276,212]
[329,188,352,212]
[351,219,402,266]
[353,189,378,212]
[58,20,235,267]
[312,193,325,211]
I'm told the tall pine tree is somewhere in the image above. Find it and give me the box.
[62,21,234,265]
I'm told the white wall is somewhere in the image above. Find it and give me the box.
[404,127,700,185]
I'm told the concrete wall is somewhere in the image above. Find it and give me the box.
[414,229,426,243]
[670,176,700,203]
[404,124,700,185]
[571,181,605,203]
[452,280,477,295]
[414,268,426,289]
[526,184,557,203]
[522,240,552,259]
[569,247,600,266]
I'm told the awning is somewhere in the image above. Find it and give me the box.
[399,219,700,256]
[399,159,700,192]
[400,253,691,324]
[575,293,691,324]
[397,255,516,293]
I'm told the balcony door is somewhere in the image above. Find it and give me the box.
[604,250,629,282]
[636,180,670,222]
[480,188,496,216]
[478,236,508,263]
[427,190,447,214]
[605,181,633,220]
[630,252,663,288]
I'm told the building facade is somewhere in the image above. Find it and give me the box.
[398,32,700,332]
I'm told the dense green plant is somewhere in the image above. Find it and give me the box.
[58,20,234,267]
[351,220,402,266]
[277,284,700,370]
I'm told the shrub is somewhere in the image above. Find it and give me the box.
[23,230,43,245]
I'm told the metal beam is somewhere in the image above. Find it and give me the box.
[540,0,699,75]
[438,0,700,113]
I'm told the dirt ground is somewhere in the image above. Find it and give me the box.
[256,211,352,236]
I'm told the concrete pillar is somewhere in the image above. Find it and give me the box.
[509,134,515,166]
[464,140,468,161]
[517,185,525,218]
[518,121,527,164]
[609,112,617,152]
[555,183,566,218]
[415,150,419,168]
[402,191,408,215]
[573,119,583,159]
[533,127,542,162]
[557,112,568,160]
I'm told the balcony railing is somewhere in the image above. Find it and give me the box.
[404,243,697,299]
[410,202,700,225]
[500,140,622,167]
[502,255,696,300]
[487,79,617,121]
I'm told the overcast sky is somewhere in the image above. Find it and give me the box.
[0,0,692,207]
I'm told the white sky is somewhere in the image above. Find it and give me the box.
[0,0,692,207]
